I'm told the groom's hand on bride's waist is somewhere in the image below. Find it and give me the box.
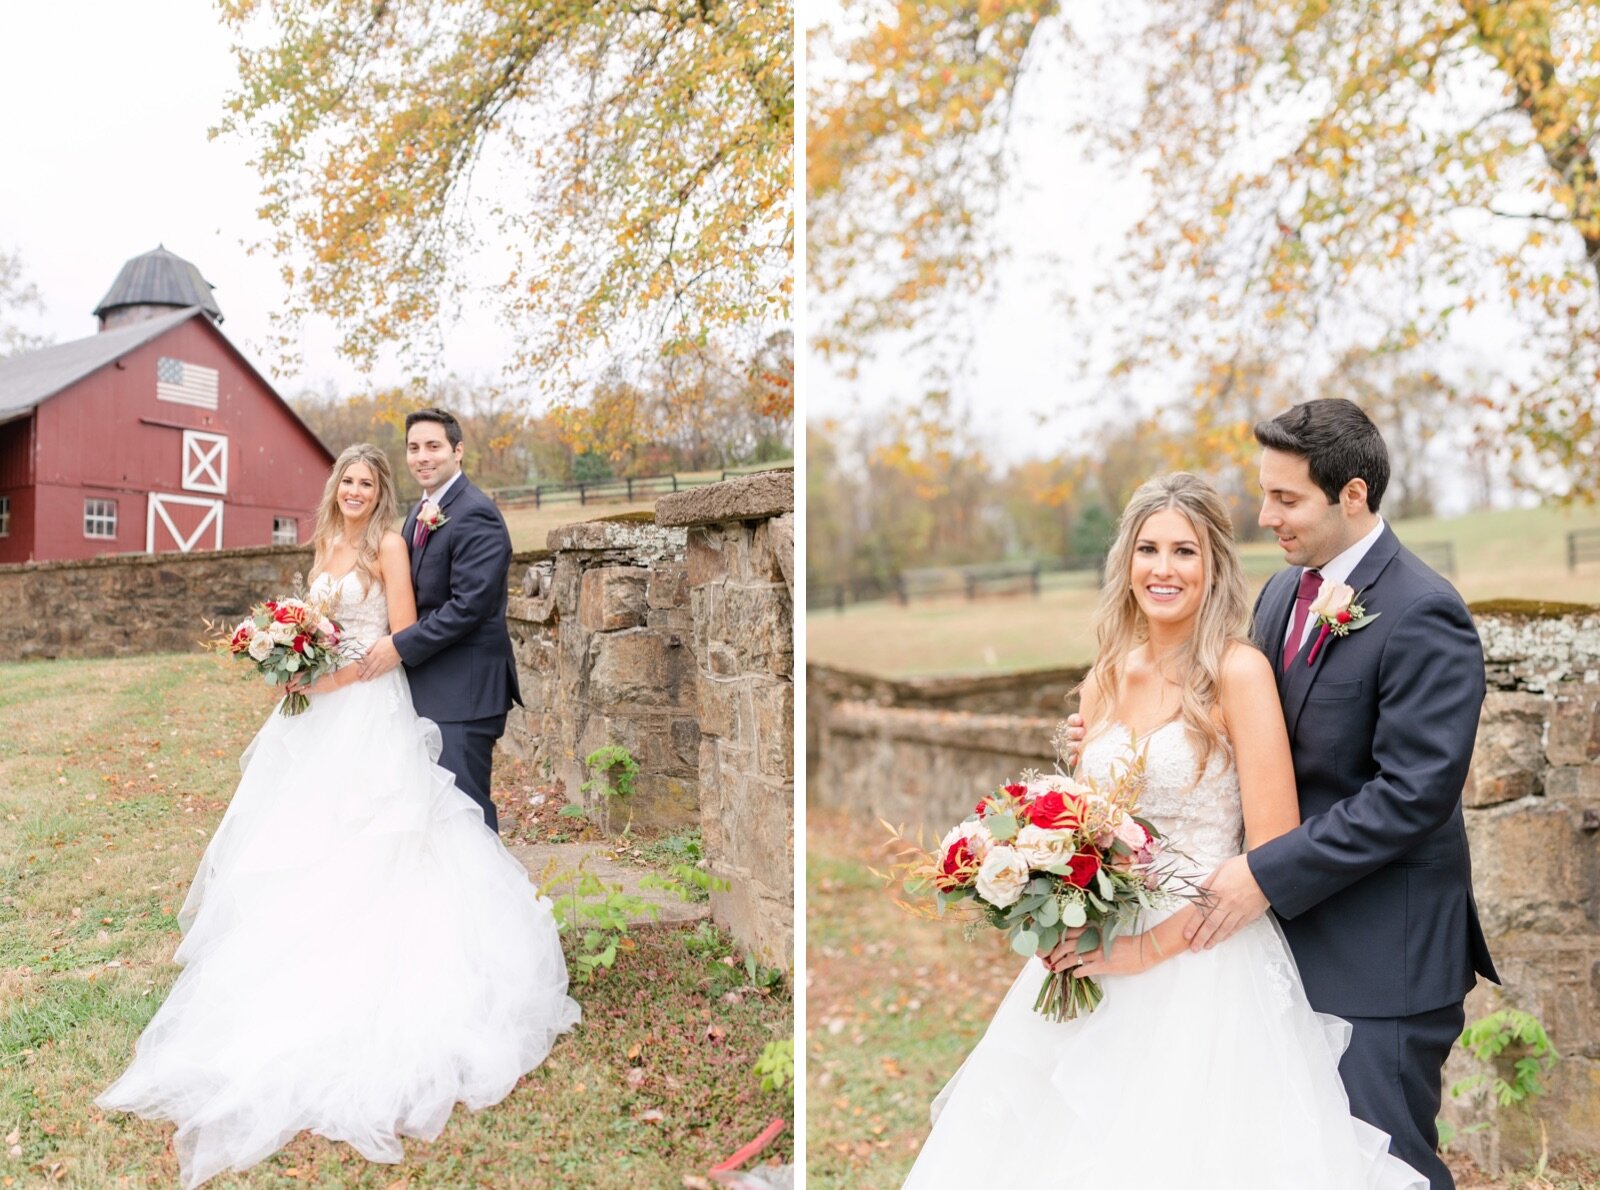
[1185,855,1269,952]
[357,635,403,680]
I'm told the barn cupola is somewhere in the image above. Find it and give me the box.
[93,245,223,332]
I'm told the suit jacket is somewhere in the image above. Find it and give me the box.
[1247,525,1497,1018]
[394,473,521,723]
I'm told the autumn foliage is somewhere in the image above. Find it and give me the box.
[217,0,792,385]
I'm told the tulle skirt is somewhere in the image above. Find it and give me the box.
[903,911,1426,1189]
[96,671,581,1188]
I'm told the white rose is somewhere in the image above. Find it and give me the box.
[247,630,275,662]
[1308,580,1355,620]
[975,846,1030,909]
[1014,824,1075,870]
[268,620,297,645]
[959,819,995,859]
[1025,775,1092,799]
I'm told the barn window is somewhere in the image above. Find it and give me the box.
[0,497,9,537]
[84,499,118,539]
[272,517,298,546]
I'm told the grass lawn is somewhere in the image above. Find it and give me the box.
[807,504,1600,677]
[0,655,791,1188]
[804,812,1599,1190]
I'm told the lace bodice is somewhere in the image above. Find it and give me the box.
[309,570,389,652]
[1079,720,1244,873]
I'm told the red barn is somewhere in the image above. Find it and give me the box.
[0,247,335,563]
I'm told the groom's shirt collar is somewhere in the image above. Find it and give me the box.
[1315,516,1386,590]
[422,468,464,506]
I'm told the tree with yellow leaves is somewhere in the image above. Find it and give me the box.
[811,0,1600,494]
[218,0,792,384]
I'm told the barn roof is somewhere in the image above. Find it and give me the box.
[0,309,334,465]
[93,246,223,322]
[0,306,198,421]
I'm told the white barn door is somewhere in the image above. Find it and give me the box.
[147,493,224,553]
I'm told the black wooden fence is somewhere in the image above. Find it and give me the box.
[1569,528,1600,571]
[489,466,780,509]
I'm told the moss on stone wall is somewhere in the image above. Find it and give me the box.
[1468,598,1600,619]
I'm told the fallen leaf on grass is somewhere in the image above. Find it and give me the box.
[682,1177,713,1189]
[705,1025,725,1044]
[637,1109,665,1124]
[626,1068,646,1090]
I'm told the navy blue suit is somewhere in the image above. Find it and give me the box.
[1248,525,1497,1188]
[395,474,521,833]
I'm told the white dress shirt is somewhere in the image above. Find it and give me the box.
[1286,517,1386,654]
[420,467,464,509]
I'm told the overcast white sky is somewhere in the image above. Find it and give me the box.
[0,0,516,396]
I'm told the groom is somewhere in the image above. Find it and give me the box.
[1063,399,1497,1188]
[1188,399,1496,1189]
[358,408,522,833]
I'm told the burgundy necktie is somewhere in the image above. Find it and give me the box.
[1284,568,1323,672]
[412,501,428,548]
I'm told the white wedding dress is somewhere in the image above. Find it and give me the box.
[97,571,581,1188]
[903,720,1428,1189]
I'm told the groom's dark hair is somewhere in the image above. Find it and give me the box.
[1254,399,1388,513]
[405,407,464,449]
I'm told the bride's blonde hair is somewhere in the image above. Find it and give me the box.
[1081,472,1251,776]
[311,443,399,593]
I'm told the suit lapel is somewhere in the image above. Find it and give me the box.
[1281,525,1402,738]
[1257,567,1298,673]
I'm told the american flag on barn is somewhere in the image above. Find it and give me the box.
[0,246,334,563]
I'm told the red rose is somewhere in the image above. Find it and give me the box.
[1064,850,1101,889]
[291,635,309,654]
[1336,609,1352,625]
[1028,790,1084,832]
[935,837,975,890]
[1004,783,1026,799]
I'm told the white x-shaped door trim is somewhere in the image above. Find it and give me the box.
[182,431,228,495]
[147,493,224,554]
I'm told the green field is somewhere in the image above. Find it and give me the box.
[807,505,1600,677]
[0,656,791,1188]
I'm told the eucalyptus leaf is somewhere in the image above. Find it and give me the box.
[987,812,1018,842]
[1062,900,1087,928]
[1034,923,1061,953]
[1096,868,1114,899]
[1075,926,1101,953]
[1035,899,1060,928]
[1012,929,1040,957]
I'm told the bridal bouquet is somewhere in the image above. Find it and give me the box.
[886,740,1188,1020]
[214,593,347,717]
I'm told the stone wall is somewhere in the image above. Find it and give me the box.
[806,662,1084,796]
[0,545,314,659]
[658,472,795,970]
[502,518,697,834]
[810,610,1600,1162]
[1443,608,1600,1168]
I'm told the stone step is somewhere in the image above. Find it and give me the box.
[508,841,711,928]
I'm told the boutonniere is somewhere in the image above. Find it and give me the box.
[414,499,449,548]
[418,500,448,533]
[1305,582,1380,665]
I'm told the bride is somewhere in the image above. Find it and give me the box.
[96,444,580,1188]
[903,473,1425,1189]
